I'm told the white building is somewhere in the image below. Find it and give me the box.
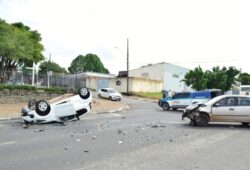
[129,62,192,92]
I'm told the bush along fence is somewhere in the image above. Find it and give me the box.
[0,85,66,104]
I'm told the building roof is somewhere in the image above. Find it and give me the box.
[74,71,116,78]
[130,62,190,72]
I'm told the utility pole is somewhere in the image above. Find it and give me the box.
[47,53,51,88]
[127,38,129,94]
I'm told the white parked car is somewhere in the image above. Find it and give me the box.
[97,88,122,101]
[21,87,92,125]
[182,95,250,127]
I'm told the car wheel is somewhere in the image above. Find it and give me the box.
[98,94,101,98]
[79,87,90,99]
[109,96,113,101]
[190,120,198,126]
[194,113,209,127]
[35,100,51,116]
[162,102,170,111]
[241,122,249,126]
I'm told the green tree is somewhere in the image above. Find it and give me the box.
[182,66,207,90]
[39,61,67,74]
[68,53,109,74]
[183,66,240,92]
[0,19,44,81]
[238,73,250,85]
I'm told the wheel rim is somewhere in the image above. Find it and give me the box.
[163,103,169,110]
[38,102,48,111]
[80,88,88,96]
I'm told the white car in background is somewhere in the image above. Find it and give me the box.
[97,88,122,101]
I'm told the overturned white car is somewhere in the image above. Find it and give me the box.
[21,87,92,125]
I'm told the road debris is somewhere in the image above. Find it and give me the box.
[117,129,127,135]
[92,135,97,140]
[64,147,69,150]
[118,141,123,144]
[22,124,29,129]
[82,130,88,134]
[147,122,167,128]
[84,150,89,153]
[34,129,44,132]
[76,139,81,142]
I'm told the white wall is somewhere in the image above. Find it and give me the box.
[129,62,192,92]
[85,76,162,93]
[129,63,164,81]
[163,63,191,92]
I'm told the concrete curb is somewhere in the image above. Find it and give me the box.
[126,96,158,103]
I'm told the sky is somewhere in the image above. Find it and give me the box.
[1,0,250,74]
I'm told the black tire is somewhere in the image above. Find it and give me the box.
[35,100,51,116]
[162,102,170,111]
[98,94,101,98]
[241,122,249,126]
[79,87,90,99]
[194,113,209,127]
[109,96,113,101]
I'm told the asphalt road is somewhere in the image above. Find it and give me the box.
[1,97,250,170]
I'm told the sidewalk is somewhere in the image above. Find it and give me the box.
[0,95,129,120]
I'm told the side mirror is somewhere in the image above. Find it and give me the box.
[213,103,220,107]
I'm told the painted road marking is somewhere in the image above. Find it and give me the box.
[0,141,16,146]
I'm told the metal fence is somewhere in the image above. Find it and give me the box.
[2,70,86,90]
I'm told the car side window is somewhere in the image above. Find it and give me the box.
[239,97,250,106]
[101,89,105,92]
[216,97,238,107]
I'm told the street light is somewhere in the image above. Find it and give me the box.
[115,38,129,94]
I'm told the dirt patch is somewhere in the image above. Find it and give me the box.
[0,96,127,119]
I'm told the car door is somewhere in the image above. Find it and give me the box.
[100,89,107,98]
[211,97,242,122]
[170,93,191,108]
[103,89,109,98]
[236,97,250,122]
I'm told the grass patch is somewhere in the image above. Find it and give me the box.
[132,92,162,99]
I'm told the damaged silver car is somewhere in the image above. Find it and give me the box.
[182,95,250,127]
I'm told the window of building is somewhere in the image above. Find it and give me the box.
[172,74,179,78]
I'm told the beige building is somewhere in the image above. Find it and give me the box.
[79,72,162,93]
[129,62,192,92]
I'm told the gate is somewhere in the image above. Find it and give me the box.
[97,79,109,90]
